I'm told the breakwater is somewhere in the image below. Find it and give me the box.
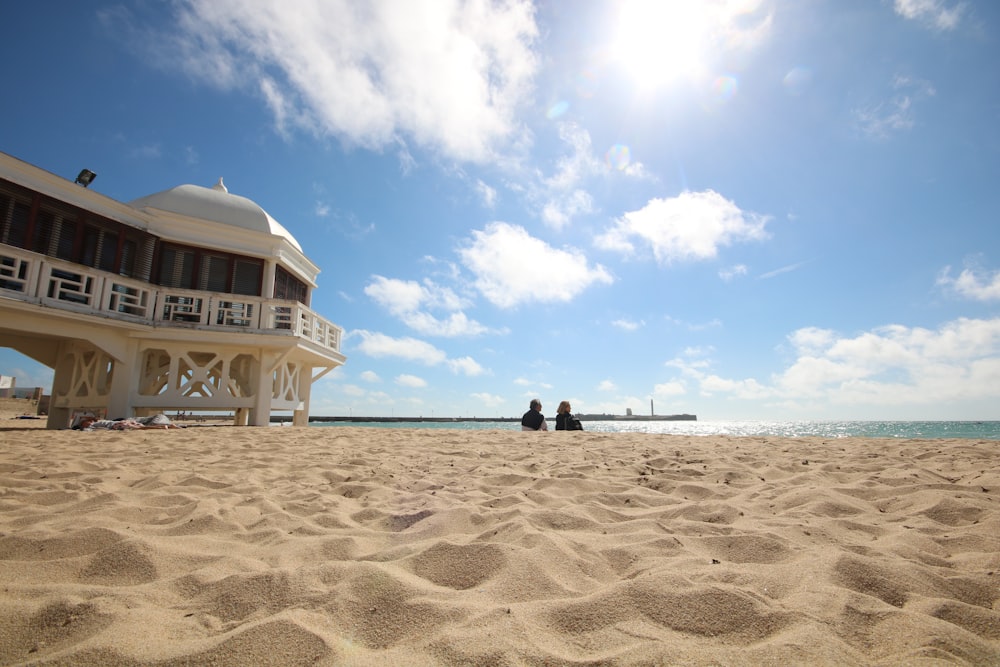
[278,414,697,424]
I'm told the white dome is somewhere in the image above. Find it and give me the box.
[129,181,302,252]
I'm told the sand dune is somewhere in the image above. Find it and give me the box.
[0,416,997,665]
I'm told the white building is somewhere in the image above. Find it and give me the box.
[0,151,345,428]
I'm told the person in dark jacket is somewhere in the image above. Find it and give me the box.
[555,401,583,430]
[521,398,548,431]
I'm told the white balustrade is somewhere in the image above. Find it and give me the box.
[0,245,342,353]
[105,279,154,320]
[0,250,34,294]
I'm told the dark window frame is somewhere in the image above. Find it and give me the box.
[0,178,150,279]
[152,241,264,297]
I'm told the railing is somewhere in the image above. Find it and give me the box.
[0,244,342,354]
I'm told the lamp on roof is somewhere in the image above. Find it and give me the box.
[75,169,97,188]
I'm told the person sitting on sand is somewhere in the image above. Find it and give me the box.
[554,401,583,431]
[521,398,548,431]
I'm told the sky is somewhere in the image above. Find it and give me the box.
[2,0,999,421]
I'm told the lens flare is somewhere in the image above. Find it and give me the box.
[546,100,570,119]
[605,144,631,170]
[576,70,599,99]
[783,66,812,96]
[701,75,738,112]
[712,75,738,101]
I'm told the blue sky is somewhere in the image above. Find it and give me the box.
[2,0,999,420]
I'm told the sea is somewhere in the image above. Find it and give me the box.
[307,420,1000,439]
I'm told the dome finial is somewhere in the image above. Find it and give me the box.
[213,177,228,193]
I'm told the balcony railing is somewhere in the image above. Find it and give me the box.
[0,245,342,354]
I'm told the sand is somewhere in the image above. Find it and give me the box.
[0,404,998,665]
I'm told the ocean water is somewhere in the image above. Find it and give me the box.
[307,420,1000,439]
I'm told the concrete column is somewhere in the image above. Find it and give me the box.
[248,350,272,426]
[46,340,76,429]
[263,261,277,298]
[106,339,140,419]
[293,362,311,427]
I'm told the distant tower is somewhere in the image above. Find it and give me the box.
[651,399,654,416]
[626,407,633,416]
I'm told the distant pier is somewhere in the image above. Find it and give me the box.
[273,414,697,424]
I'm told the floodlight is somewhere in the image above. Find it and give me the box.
[75,169,97,187]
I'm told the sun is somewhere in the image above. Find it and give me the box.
[609,1,715,89]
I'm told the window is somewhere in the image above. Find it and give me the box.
[0,186,31,248]
[232,259,262,296]
[273,266,307,304]
[0,179,151,279]
[0,193,30,248]
[157,245,196,289]
[202,254,230,293]
[154,242,263,296]
[0,178,280,299]
[120,238,139,278]
[81,226,121,273]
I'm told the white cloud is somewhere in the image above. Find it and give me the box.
[351,330,448,365]
[447,356,486,376]
[403,311,495,337]
[514,377,552,390]
[351,330,486,377]
[129,143,162,160]
[699,375,770,399]
[759,261,806,280]
[893,0,965,30]
[162,0,539,162]
[787,327,838,356]
[699,317,1000,411]
[522,122,649,231]
[476,180,498,208]
[597,379,617,391]
[365,275,494,337]
[542,189,594,230]
[546,123,602,191]
[596,190,769,264]
[611,318,643,331]
[459,222,613,308]
[718,264,747,281]
[395,374,427,388]
[653,381,686,397]
[341,384,366,397]
[366,275,435,314]
[937,265,1000,301]
[855,75,936,140]
[359,370,381,383]
[471,392,506,407]
[855,97,915,139]
[537,123,602,229]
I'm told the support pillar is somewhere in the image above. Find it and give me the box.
[106,339,140,420]
[46,340,75,430]
[293,364,312,427]
[248,350,272,426]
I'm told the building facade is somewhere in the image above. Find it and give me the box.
[0,151,345,428]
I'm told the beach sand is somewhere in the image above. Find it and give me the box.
[0,403,997,665]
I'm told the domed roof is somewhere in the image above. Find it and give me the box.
[129,178,302,252]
